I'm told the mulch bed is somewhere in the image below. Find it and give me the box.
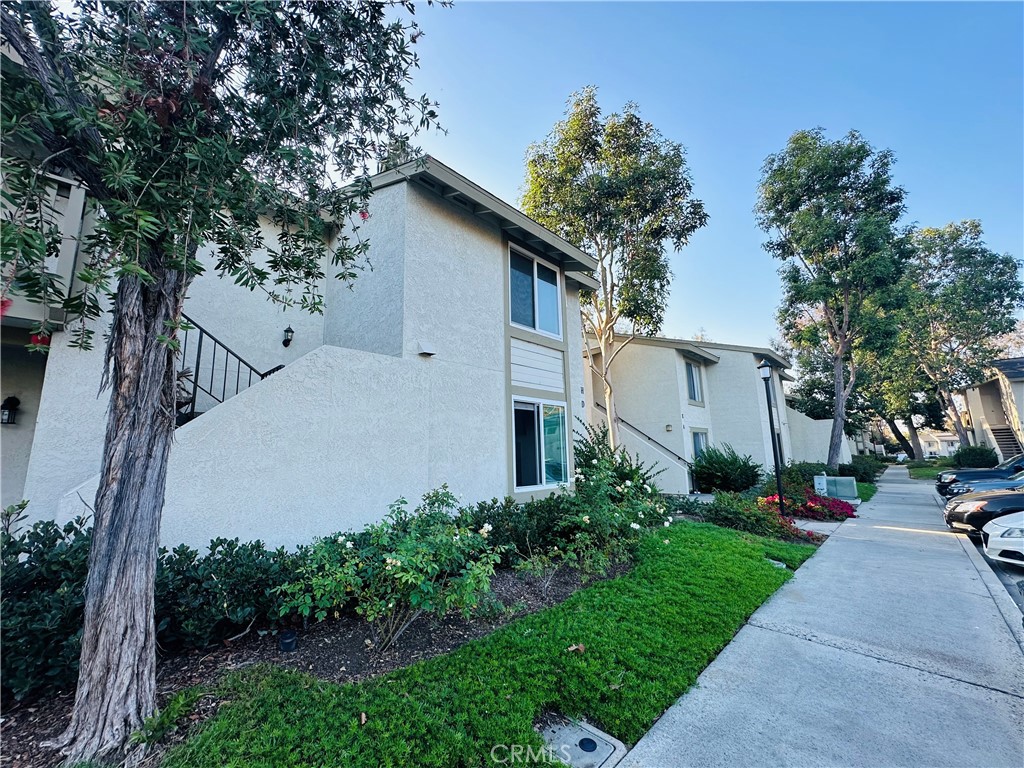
[0,562,630,768]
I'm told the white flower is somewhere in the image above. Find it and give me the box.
[638,511,644,519]
[337,536,345,544]
[664,521,671,527]
[644,485,651,493]
[346,541,354,550]
[663,539,670,544]
[479,523,492,538]
[630,522,641,530]
[453,534,460,542]
[624,480,632,487]
[591,459,598,466]
[582,515,590,524]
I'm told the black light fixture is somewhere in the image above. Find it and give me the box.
[757,359,786,516]
[282,326,294,348]
[1,396,20,425]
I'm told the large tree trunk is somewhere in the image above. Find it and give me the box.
[883,416,916,459]
[907,420,924,459]
[938,386,971,446]
[46,257,186,766]
[828,354,848,470]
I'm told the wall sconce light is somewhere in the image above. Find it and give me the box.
[1,396,20,425]
[282,326,294,348]
[665,424,673,432]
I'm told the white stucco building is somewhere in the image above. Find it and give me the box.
[584,336,851,494]
[961,358,1024,461]
[1,157,598,549]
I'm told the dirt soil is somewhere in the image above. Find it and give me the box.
[0,562,630,768]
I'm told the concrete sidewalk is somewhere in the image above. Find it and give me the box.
[621,468,1024,768]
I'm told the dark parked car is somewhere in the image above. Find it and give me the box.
[947,469,1024,497]
[935,453,1024,497]
[943,489,1024,536]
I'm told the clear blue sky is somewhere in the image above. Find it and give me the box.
[406,1,1024,348]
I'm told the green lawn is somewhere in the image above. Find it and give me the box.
[162,525,815,768]
[856,482,878,502]
[908,466,941,481]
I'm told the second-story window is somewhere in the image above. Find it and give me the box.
[510,250,561,338]
[686,361,703,404]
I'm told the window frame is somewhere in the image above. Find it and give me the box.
[691,429,709,460]
[512,395,569,492]
[685,360,704,406]
[508,247,563,341]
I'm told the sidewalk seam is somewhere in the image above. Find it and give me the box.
[746,620,1024,701]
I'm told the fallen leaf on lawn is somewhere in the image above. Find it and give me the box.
[566,644,585,654]
[359,712,367,726]
[609,683,622,690]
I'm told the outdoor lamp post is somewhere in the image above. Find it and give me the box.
[757,359,786,517]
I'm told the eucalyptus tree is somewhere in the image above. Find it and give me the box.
[757,128,910,469]
[522,87,707,448]
[0,1,440,763]
[902,220,1023,445]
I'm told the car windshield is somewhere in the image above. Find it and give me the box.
[1010,469,1024,481]
[997,454,1024,469]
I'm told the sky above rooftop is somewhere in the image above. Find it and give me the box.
[407,1,1024,348]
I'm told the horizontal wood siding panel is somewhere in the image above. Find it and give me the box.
[511,338,565,393]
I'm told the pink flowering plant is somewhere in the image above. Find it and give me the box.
[757,490,855,521]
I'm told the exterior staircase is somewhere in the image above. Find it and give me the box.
[990,425,1023,460]
[175,313,284,427]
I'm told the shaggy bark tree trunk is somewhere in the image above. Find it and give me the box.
[598,331,620,450]
[883,416,916,459]
[46,255,187,766]
[938,386,971,446]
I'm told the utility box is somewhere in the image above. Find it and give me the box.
[825,476,859,500]
[813,474,829,496]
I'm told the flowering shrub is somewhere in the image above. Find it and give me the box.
[701,493,816,542]
[758,492,855,521]
[277,486,503,650]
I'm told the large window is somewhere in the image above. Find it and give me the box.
[510,250,561,338]
[686,361,703,404]
[513,400,568,489]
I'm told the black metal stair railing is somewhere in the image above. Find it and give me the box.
[175,313,284,427]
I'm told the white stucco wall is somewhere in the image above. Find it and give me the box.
[57,345,508,549]
[786,405,852,464]
[0,337,48,509]
[323,183,406,356]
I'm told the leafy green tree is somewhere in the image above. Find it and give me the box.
[522,87,707,448]
[901,221,1024,445]
[757,128,910,468]
[1,1,439,763]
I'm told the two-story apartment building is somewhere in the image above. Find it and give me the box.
[1,157,598,549]
[584,336,849,494]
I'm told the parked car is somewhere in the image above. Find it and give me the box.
[935,453,1024,497]
[982,512,1024,567]
[947,469,1024,497]
[944,489,1024,536]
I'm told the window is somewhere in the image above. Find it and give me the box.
[510,250,561,337]
[513,400,567,489]
[692,430,709,459]
[686,361,703,403]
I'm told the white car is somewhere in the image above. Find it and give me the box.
[982,512,1024,567]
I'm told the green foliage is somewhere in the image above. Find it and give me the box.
[162,524,815,767]
[277,487,503,651]
[951,445,999,468]
[701,493,815,542]
[130,687,204,746]
[838,455,886,483]
[2,1,442,347]
[689,444,763,492]
[522,87,707,337]
[573,421,664,496]
[1,515,91,700]
[757,128,911,466]
[155,539,299,654]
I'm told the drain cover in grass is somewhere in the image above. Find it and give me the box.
[538,717,627,767]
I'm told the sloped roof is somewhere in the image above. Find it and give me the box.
[371,155,599,290]
[992,358,1024,381]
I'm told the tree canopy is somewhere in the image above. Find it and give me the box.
[1,2,440,764]
[756,128,910,468]
[522,86,707,447]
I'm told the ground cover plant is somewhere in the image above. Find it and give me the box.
[162,524,815,768]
